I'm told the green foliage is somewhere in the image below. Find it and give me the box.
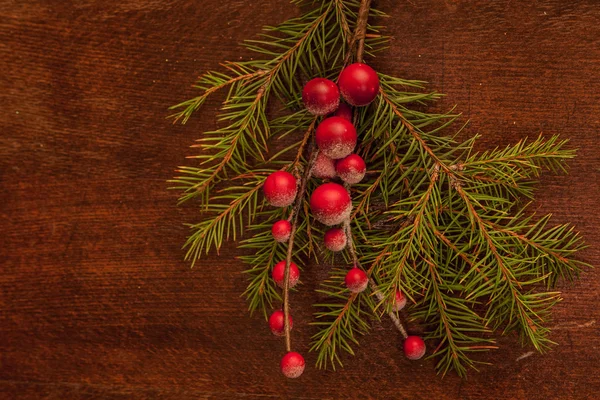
[171,0,589,377]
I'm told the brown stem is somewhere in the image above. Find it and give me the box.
[355,0,372,63]
[344,0,373,65]
[282,145,319,352]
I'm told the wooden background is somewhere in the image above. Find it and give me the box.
[1,0,599,398]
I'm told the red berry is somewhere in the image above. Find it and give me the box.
[344,267,368,293]
[404,336,426,360]
[302,78,340,116]
[272,261,300,288]
[309,183,352,226]
[268,310,293,336]
[392,290,407,312]
[338,63,380,106]
[315,117,357,159]
[324,227,347,252]
[336,154,366,184]
[312,152,337,179]
[281,352,305,378]
[333,103,353,121]
[263,171,297,207]
[271,220,292,242]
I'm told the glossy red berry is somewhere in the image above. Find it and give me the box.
[272,261,300,288]
[312,152,337,179]
[344,267,368,293]
[336,154,366,184]
[309,183,352,226]
[324,227,347,252]
[263,171,297,207]
[315,117,357,159]
[392,290,407,312]
[281,352,305,378]
[404,336,426,360]
[268,310,293,336]
[338,63,380,106]
[271,220,292,242]
[302,78,340,116]
[333,102,353,121]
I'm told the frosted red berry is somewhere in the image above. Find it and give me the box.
[392,290,407,312]
[324,227,347,252]
[333,102,353,121]
[271,220,292,242]
[336,154,366,184]
[403,336,426,360]
[344,267,368,293]
[312,152,337,179]
[338,63,380,106]
[268,310,293,336]
[281,352,305,378]
[263,171,297,207]
[309,182,352,226]
[302,78,340,116]
[272,260,300,288]
[315,117,357,159]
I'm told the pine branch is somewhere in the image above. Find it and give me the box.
[171,0,589,378]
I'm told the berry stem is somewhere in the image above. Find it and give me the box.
[355,0,372,63]
[345,0,372,65]
[343,217,409,340]
[283,144,319,352]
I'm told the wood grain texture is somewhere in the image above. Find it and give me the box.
[1,1,599,399]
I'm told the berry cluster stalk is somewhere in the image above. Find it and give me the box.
[346,0,409,340]
[282,144,319,351]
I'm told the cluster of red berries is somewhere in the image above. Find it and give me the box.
[262,63,425,378]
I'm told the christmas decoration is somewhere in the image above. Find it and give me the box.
[315,116,357,159]
[338,63,380,106]
[312,152,337,179]
[269,310,293,336]
[272,261,299,289]
[309,182,352,226]
[281,352,306,378]
[344,267,369,293]
[324,227,347,252]
[263,171,297,207]
[271,220,292,243]
[404,336,427,361]
[170,0,589,378]
[335,153,366,184]
[302,78,340,116]
[392,290,407,312]
[333,103,353,121]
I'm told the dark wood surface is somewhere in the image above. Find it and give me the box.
[1,1,599,399]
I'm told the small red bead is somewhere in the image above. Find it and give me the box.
[333,103,353,121]
[302,78,340,116]
[312,152,337,179]
[344,268,368,293]
[338,63,380,106]
[271,220,292,242]
[404,336,426,360]
[392,290,407,312]
[315,117,357,159]
[268,310,293,336]
[324,228,347,252]
[281,352,305,378]
[263,171,297,207]
[336,154,366,184]
[272,261,300,288]
[309,183,352,226]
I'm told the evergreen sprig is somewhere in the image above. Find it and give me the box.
[171,0,589,377]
